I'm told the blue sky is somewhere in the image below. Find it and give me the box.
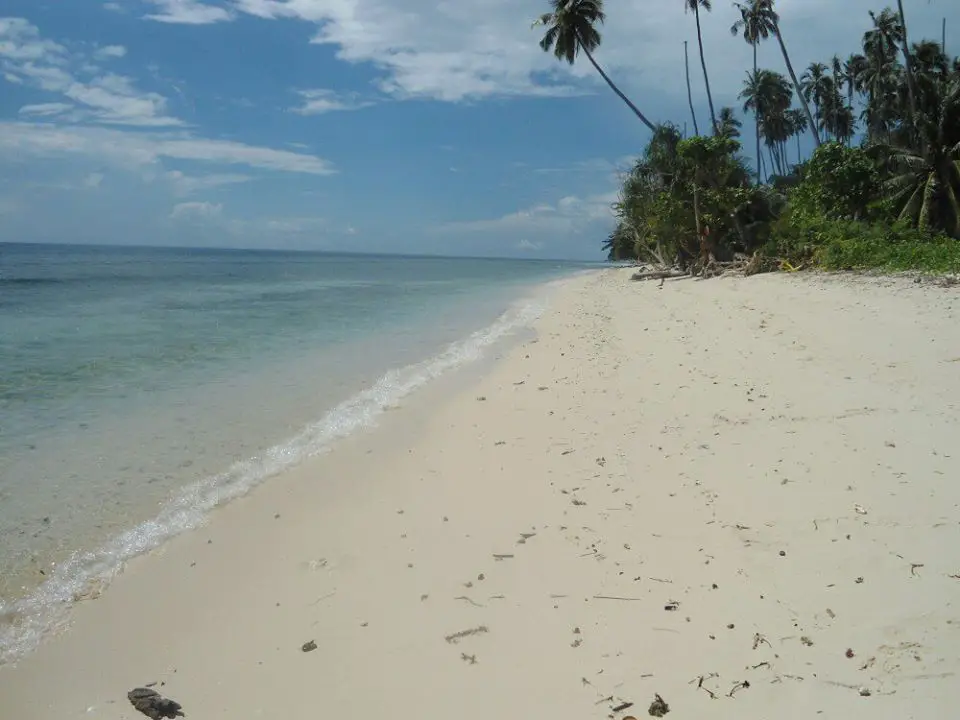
[1,0,957,259]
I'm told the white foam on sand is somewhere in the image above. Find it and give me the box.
[0,296,545,665]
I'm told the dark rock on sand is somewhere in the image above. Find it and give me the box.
[127,687,185,719]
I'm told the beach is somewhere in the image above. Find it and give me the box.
[2,267,959,719]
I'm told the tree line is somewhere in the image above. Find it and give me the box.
[535,0,960,272]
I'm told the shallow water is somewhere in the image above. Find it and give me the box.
[0,243,588,662]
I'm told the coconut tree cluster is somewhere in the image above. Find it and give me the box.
[533,0,960,268]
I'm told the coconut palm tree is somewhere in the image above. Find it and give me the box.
[684,40,700,136]
[801,62,832,136]
[685,0,718,134]
[534,0,655,131]
[884,79,960,237]
[895,0,919,135]
[787,108,807,164]
[913,40,949,79]
[731,0,772,183]
[730,0,821,147]
[861,11,905,141]
[740,68,793,178]
[717,107,742,140]
[830,54,845,139]
[844,53,869,108]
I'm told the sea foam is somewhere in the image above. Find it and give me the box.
[0,296,544,665]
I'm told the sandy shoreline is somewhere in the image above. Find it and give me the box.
[2,268,959,719]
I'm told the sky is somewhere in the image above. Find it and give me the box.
[0,0,957,259]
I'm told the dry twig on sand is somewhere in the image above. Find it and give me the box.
[444,626,489,644]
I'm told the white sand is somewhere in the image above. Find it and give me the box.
[2,269,959,719]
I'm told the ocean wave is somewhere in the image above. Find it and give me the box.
[0,296,544,666]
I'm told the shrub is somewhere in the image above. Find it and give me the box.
[790,143,880,222]
[768,212,960,273]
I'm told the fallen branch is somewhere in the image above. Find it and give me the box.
[631,269,687,282]
[454,596,483,607]
[445,625,489,644]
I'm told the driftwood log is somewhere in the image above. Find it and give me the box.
[631,269,688,281]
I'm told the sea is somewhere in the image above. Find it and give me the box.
[0,242,589,664]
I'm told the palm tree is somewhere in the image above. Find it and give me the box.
[685,0,718,134]
[740,68,793,178]
[830,54,844,138]
[684,40,700,136]
[534,0,655,131]
[786,108,807,164]
[895,0,919,135]
[800,62,831,136]
[884,79,960,237]
[730,0,821,147]
[717,107,742,140]
[731,0,771,183]
[862,9,904,141]
[844,53,869,109]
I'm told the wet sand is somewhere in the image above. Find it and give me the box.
[2,268,958,719]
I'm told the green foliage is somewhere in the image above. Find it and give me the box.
[595,1,960,272]
[767,213,960,273]
[789,142,879,220]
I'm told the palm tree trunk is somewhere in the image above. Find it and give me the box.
[753,43,761,184]
[578,42,656,131]
[684,41,700,136]
[773,24,821,146]
[895,0,920,139]
[694,5,718,134]
[796,133,801,164]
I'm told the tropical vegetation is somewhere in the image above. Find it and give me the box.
[535,0,960,273]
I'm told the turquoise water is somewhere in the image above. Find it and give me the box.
[0,243,587,663]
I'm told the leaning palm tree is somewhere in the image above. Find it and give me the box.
[731,0,771,182]
[534,0,655,131]
[685,0,718,134]
[684,40,700,135]
[883,79,960,238]
[730,0,821,147]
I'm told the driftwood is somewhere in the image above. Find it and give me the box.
[631,269,687,281]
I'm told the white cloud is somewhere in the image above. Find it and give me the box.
[19,102,74,117]
[171,200,223,219]
[0,18,181,126]
[0,122,337,175]
[517,239,543,251]
[83,172,104,188]
[144,0,234,24]
[263,216,328,233]
[291,89,374,115]
[94,45,127,60]
[229,0,582,102]
[0,17,67,62]
[218,0,956,110]
[442,192,615,234]
[165,170,253,196]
